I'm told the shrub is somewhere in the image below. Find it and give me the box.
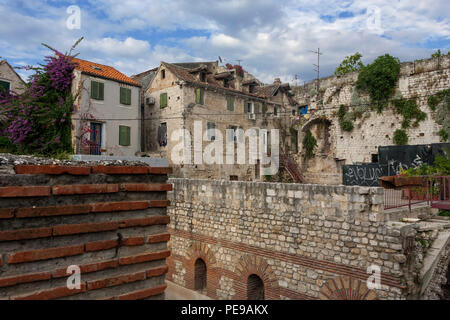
[393,129,408,145]
[334,52,364,76]
[303,130,317,158]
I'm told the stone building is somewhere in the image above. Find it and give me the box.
[0,59,26,94]
[291,55,450,185]
[140,61,298,181]
[70,58,142,157]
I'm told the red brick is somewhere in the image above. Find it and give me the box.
[0,186,50,198]
[13,284,86,300]
[119,250,171,265]
[85,239,118,252]
[52,184,119,195]
[0,272,51,288]
[147,167,173,175]
[0,208,14,219]
[0,227,52,241]
[147,233,170,244]
[149,200,170,207]
[90,201,148,213]
[14,165,91,175]
[117,284,167,300]
[121,183,173,192]
[87,271,146,291]
[122,237,145,246]
[52,260,118,278]
[119,216,170,228]
[53,221,119,236]
[8,245,84,264]
[16,204,91,218]
[92,166,148,175]
[146,266,169,278]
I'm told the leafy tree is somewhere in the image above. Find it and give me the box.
[302,130,317,158]
[334,52,364,76]
[431,49,442,58]
[356,54,401,111]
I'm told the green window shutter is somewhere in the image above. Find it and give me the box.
[160,93,167,108]
[201,88,204,104]
[120,88,131,105]
[227,96,234,111]
[119,126,131,146]
[196,88,204,105]
[0,80,10,93]
[99,82,104,100]
[91,81,98,99]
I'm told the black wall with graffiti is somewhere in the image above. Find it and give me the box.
[342,143,450,186]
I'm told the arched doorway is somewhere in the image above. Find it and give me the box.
[194,258,207,293]
[247,274,264,300]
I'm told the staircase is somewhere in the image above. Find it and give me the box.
[279,153,303,183]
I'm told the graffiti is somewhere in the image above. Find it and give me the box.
[343,164,388,187]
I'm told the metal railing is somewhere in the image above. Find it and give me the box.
[383,175,450,211]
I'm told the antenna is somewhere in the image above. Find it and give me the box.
[236,59,243,66]
[218,56,223,64]
[309,48,323,92]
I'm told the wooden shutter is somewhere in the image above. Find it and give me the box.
[99,82,104,100]
[119,126,131,146]
[160,93,167,108]
[91,81,98,99]
[120,88,131,105]
[227,96,234,111]
[196,88,204,105]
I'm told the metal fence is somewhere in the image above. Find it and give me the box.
[383,176,450,211]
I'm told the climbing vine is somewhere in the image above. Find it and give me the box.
[337,105,354,132]
[391,97,427,129]
[393,129,408,145]
[303,130,317,158]
[427,89,450,142]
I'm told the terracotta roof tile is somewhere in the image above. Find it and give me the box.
[72,58,140,87]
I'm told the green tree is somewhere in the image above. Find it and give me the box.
[334,52,364,76]
[431,49,442,58]
[303,130,317,158]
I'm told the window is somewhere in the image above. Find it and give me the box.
[119,125,131,146]
[200,72,206,82]
[249,84,255,93]
[227,125,238,142]
[195,88,204,105]
[245,101,253,113]
[161,69,165,79]
[91,81,104,100]
[160,93,168,108]
[274,107,278,116]
[292,109,296,116]
[0,80,10,93]
[207,122,216,141]
[254,103,260,115]
[230,175,238,181]
[371,154,379,163]
[120,87,131,105]
[158,123,167,147]
[223,79,229,88]
[226,96,234,111]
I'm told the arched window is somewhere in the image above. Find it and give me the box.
[194,258,207,292]
[247,274,264,300]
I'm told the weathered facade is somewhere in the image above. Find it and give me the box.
[71,58,142,157]
[167,178,450,300]
[292,55,450,185]
[0,60,26,94]
[142,61,297,181]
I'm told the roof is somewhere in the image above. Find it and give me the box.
[255,84,280,98]
[0,59,26,85]
[131,67,158,90]
[161,62,267,100]
[173,62,217,70]
[72,57,140,87]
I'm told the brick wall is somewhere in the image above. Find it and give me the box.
[167,178,419,300]
[0,164,172,300]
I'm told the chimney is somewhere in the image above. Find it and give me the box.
[274,78,281,84]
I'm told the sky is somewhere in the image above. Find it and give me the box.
[0,0,449,84]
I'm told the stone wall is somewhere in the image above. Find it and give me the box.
[166,178,421,300]
[0,60,26,94]
[293,55,450,185]
[0,162,171,300]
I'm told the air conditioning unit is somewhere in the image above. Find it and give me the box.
[248,113,256,120]
[146,96,155,105]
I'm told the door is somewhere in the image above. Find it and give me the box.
[90,123,102,155]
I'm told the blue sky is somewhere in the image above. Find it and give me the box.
[1,0,449,84]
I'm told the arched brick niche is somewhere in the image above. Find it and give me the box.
[319,276,378,300]
[184,242,218,298]
[233,255,279,300]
